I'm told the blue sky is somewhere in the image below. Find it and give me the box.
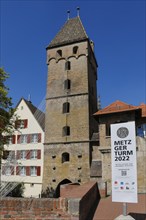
[0,0,145,110]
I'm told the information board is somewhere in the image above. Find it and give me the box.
[111,121,137,203]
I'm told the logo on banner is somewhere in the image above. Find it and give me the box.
[117,127,129,138]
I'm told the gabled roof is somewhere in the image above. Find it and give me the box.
[138,103,146,117]
[16,98,45,131]
[94,100,139,116]
[47,16,88,49]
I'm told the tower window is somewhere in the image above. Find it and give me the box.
[63,126,70,136]
[64,79,71,90]
[56,50,62,58]
[65,61,71,70]
[63,102,70,113]
[62,152,70,163]
[73,46,78,54]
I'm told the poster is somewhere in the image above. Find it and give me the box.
[111,121,137,203]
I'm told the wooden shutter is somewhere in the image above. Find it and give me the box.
[37,150,41,159]
[12,135,16,144]
[26,150,30,159]
[11,166,14,175]
[38,133,41,143]
[26,166,30,176]
[16,166,20,175]
[37,167,41,176]
[17,135,21,144]
[24,119,28,128]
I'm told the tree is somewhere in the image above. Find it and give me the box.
[6,182,25,197]
[0,67,15,162]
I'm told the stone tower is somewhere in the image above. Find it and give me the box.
[43,15,98,196]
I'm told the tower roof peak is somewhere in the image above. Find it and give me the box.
[47,16,88,49]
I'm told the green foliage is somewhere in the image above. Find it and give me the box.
[6,182,25,197]
[41,186,55,198]
[0,67,16,162]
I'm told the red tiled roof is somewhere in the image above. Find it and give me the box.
[94,100,139,116]
[138,103,146,117]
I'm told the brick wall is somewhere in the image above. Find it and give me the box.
[60,181,101,220]
[0,181,100,220]
[0,197,69,220]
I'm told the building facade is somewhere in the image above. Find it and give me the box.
[93,100,146,194]
[43,16,98,195]
[1,98,45,197]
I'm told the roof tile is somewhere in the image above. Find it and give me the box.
[94,100,139,116]
[47,16,88,49]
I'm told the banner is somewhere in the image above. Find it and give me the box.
[111,121,137,203]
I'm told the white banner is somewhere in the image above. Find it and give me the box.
[111,121,137,203]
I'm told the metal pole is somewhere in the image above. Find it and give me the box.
[123,203,127,216]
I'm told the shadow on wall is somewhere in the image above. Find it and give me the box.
[41,178,72,198]
[55,179,72,198]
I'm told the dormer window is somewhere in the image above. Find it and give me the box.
[56,50,62,58]
[73,46,78,54]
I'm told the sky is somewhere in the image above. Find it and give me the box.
[0,0,145,110]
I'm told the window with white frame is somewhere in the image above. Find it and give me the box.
[5,166,11,176]
[20,150,26,160]
[15,119,28,129]
[30,166,37,176]
[20,135,27,144]
[20,166,26,176]
[30,150,37,159]
[31,134,38,143]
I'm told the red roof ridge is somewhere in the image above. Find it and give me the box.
[94,100,139,116]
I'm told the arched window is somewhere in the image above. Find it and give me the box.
[62,126,70,136]
[56,50,62,58]
[65,61,71,70]
[63,102,70,113]
[73,46,78,54]
[62,152,70,163]
[64,79,71,90]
